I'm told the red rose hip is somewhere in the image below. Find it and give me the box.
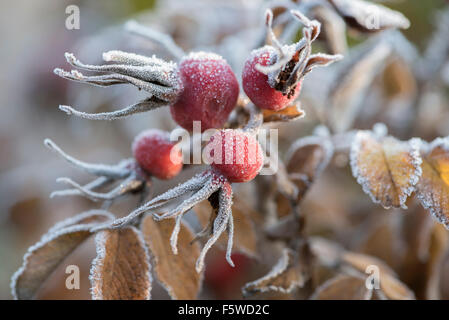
[170,52,240,131]
[242,46,302,111]
[206,129,264,183]
[132,129,183,180]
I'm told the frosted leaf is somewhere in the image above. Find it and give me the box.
[415,137,449,228]
[141,216,202,300]
[11,210,113,300]
[310,274,372,300]
[329,0,410,32]
[328,40,392,133]
[350,130,422,209]
[242,248,306,297]
[90,227,152,300]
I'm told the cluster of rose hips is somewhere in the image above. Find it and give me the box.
[49,9,341,271]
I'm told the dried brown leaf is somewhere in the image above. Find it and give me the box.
[310,274,372,300]
[90,227,152,300]
[425,224,449,299]
[311,237,415,300]
[242,248,307,296]
[416,138,449,228]
[141,215,202,300]
[350,130,422,209]
[262,104,305,123]
[342,251,397,277]
[11,210,113,300]
[286,136,334,203]
[340,250,415,300]
[380,273,415,300]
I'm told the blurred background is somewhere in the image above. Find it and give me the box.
[0,0,448,300]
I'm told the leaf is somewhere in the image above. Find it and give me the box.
[342,251,397,277]
[341,250,415,300]
[380,273,415,300]
[195,199,258,258]
[310,274,372,300]
[350,129,422,209]
[329,0,410,32]
[424,224,449,299]
[355,213,405,271]
[90,227,152,300]
[415,137,449,228]
[262,104,305,123]
[312,5,348,54]
[11,210,113,300]
[141,215,202,300]
[328,41,391,133]
[311,237,415,300]
[265,214,300,241]
[242,248,307,296]
[286,136,334,203]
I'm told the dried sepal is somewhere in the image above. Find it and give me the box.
[258,9,342,97]
[103,171,235,273]
[194,198,258,258]
[11,210,113,300]
[44,138,147,205]
[90,227,152,300]
[310,274,372,300]
[141,215,202,300]
[44,139,132,179]
[105,172,215,229]
[328,0,410,32]
[242,248,307,297]
[415,137,449,228]
[285,135,334,204]
[54,50,183,120]
[350,128,422,209]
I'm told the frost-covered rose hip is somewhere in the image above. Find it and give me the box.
[243,46,302,111]
[170,52,240,131]
[242,9,342,111]
[206,129,264,183]
[55,46,239,131]
[132,129,183,180]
